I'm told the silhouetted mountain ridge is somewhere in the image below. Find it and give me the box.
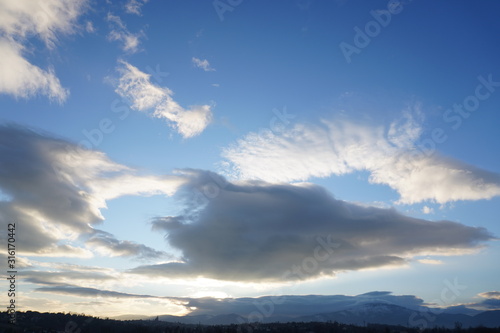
[151,303,500,328]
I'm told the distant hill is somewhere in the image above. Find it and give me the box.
[472,311,500,327]
[112,314,150,320]
[151,302,500,328]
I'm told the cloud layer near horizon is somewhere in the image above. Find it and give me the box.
[131,170,494,282]
[29,284,500,316]
[221,112,500,204]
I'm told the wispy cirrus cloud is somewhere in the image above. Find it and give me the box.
[0,0,88,102]
[221,111,500,204]
[124,0,149,15]
[115,61,213,138]
[24,269,116,288]
[0,0,86,47]
[107,13,144,53]
[37,285,162,299]
[192,57,216,72]
[130,170,494,282]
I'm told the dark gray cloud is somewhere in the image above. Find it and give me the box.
[0,125,102,227]
[23,269,116,286]
[86,230,169,260]
[0,202,88,256]
[36,285,162,299]
[0,125,97,256]
[132,170,495,282]
[477,298,500,309]
[0,124,183,258]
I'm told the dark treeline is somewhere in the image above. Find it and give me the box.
[1,311,500,333]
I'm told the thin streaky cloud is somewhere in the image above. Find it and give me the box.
[417,258,443,265]
[37,285,166,299]
[107,13,143,53]
[86,230,169,261]
[479,291,500,300]
[192,57,216,72]
[125,0,149,15]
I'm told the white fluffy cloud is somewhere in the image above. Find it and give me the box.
[221,112,500,204]
[422,206,434,214]
[0,125,185,257]
[115,61,213,138]
[0,39,68,102]
[131,170,494,282]
[0,0,87,102]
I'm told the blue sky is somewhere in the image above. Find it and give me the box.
[1,0,500,319]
